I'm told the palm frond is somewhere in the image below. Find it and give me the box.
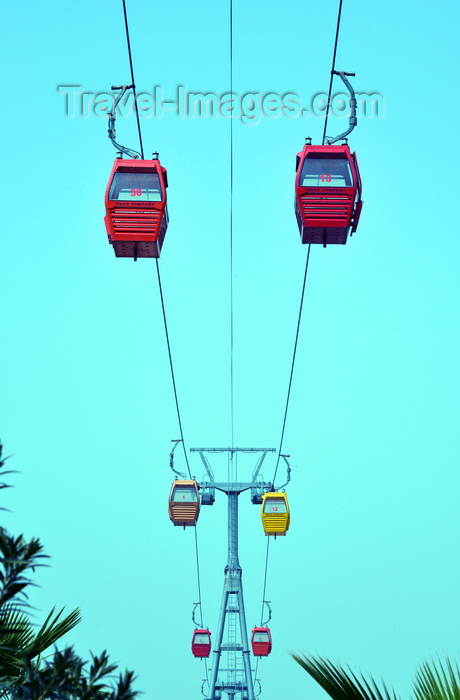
[413,656,460,700]
[0,604,81,680]
[27,607,82,659]
[291,653,399,700]
[0,604,36,675]
[0,442,16,513]
[0,531,49,609]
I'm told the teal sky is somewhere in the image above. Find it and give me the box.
[1,0,459,698]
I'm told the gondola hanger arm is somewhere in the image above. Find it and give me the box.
[274,454,291,491]
[170,439,187,479]
[192,602,202,628]
[325,70,358,145]
[107,84,142,158]
[262,600,272,627]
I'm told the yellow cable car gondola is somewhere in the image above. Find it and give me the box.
[261,491,290,536]
[168,479,200,527]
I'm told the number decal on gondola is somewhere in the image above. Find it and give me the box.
[130,188,143,196]
[320,174,332,182]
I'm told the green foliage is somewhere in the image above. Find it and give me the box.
[0,648,139,700]
[413,657,460,700]
[0,531,48,609]
[292,651,460,700]
[291,653,399,700]
[0,442,140,699]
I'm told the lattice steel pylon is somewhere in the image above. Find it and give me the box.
[190,447,279,700]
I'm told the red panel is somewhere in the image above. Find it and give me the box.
[104,158,168,259]
[192,629,211,658]
[294,144,362,246]
[251,627,272,656]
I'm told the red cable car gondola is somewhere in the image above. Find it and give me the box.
[251,627,272,656]
[104,155,168,259]
[191,629,211,658]
[294,142,362,246]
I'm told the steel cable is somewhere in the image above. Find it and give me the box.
[322,0,344,146]
[119,3,207,688]
[121,0,145,158]
[229,0,235,451]
[262,0,345,650]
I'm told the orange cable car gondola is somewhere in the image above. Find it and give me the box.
[104,155,169,259]
[168,479,200,527]
[261,491,290,536]
[192,629,211,658]
[294,142,362,246]
[251,627,272,656]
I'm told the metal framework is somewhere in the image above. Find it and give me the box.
[325,70,358,145]
[190,447,284,700]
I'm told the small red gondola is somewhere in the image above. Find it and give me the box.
[192,629,211,658]
[294,143,362,246]
[251,627,272,656]
[104,156,168,259]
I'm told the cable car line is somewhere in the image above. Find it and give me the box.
[114,0,186,455]
[156,261,192,476]
[114,2,191,475]
[229,0,235,450]
[194,536,211,694]
[257,5,350,683]
[114,5,210,686]
[192,544,211,687]
[259,539,270,625]
[272,244,311,484]
[322,0,344,146]
[272,0,344,485]
[158,275,209,689]
[121,0,144,159]
[113,3,188,461]
[104,0,360,696]
[113,5,191,476]
[194,531,205,626]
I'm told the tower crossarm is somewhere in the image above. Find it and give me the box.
[201,481,272,494]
